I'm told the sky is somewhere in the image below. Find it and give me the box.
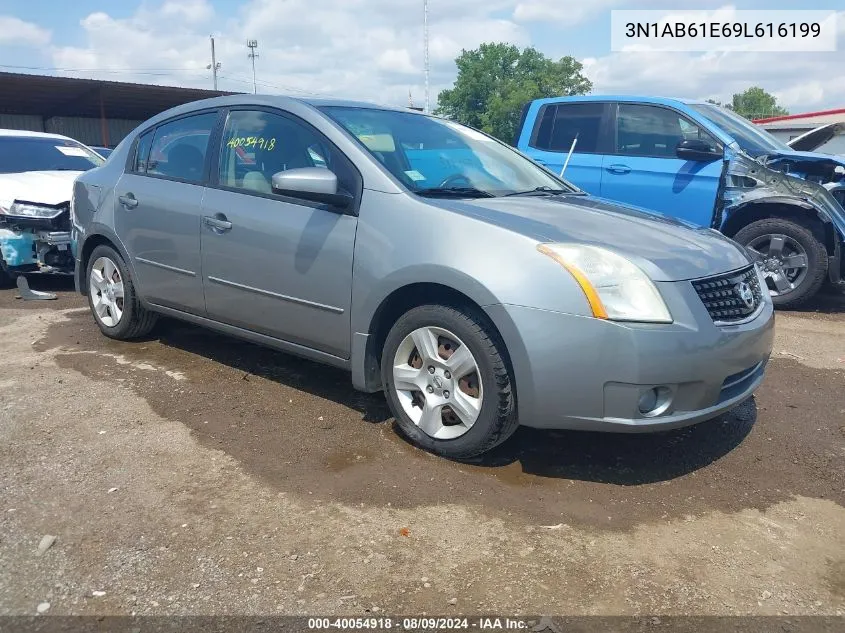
[0,0,842,114]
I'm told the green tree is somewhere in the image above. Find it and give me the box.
[731,86,788,120]
[435,43,592,142]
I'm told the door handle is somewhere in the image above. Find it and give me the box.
[118,194,139,209]
[606,164,631,175]
[534,159,548,165]
[203,215,233,232]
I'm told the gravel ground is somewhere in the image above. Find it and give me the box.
[0,277,843,619]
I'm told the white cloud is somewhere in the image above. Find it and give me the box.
[0,0,837,115]
[0,15,51,47]
[160,0,214,24]
[45,0,529,107]
[513,0,623,26]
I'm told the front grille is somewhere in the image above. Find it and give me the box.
[691,265,763,323]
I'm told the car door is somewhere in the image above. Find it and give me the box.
[521,102,610,195]
[113,111,219,314]
[200,107,360,359]
[600,103,723,227]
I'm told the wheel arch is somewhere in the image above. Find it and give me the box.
[353,281,516,394]
[721,198,836,255]
[77,226,137,295]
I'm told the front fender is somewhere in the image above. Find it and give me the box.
[723,151,845,238]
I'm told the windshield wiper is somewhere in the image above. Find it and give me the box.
[416,187,495,198]
[503,186,583,197]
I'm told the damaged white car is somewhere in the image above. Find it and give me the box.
[0,129,103,287]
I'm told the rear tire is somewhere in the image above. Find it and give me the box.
[734,217,827,308]
[86,245,157,340]
[381,304,518,459]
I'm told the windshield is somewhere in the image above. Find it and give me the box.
[690,104,792,157]
[320,106,576,196]
[0,136,104,174]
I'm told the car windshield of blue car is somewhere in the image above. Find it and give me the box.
[0,136,105,174]
[321,106,577,197]
[691,104,792,157]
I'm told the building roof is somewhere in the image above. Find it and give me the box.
[0,71,233,120]
[753,108,845,124]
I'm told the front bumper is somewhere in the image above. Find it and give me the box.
[0,229,75,274]
[485,279,775,432]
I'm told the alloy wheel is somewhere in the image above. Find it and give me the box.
[89,256,125,327]
[745,233,809,296]
[391,326,483,440]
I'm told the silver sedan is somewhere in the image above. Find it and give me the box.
[71,95,774,458]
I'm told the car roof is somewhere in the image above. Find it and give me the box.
[0,128,75,140]
[147,94,416,118]
[531,95,710,108]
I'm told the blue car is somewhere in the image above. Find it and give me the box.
[516,96,845,307]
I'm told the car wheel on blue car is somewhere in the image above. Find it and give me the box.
[381,304,518,459]
[86,245,157,340]
[735,217,828,308]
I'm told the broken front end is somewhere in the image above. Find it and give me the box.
[0,201,76,281]
[720,148,845,290]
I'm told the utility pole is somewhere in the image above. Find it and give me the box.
[423,0,430,114]
[208,35,221,90]
[247,40,259,94]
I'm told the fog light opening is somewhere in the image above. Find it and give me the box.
[638,386,672,417]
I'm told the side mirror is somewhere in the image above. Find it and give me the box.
[271,167,352,209]
[676,139,722,162]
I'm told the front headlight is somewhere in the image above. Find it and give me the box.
[537,243,672,323]
[5,202,64,219]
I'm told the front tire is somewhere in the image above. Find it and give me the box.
[86,245,157,339]
[381,304,518,459]
[734,217,828,308]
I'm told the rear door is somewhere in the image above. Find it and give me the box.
[600,103,723,227]
[520,102,610,195]
[113,111,219,314]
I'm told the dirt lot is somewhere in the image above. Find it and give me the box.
[0,277,843,619]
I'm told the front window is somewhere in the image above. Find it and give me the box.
[321,107,576,197]
[616,104,719,158]
[0,136,103,174]
[690,103,792,156]
[217,109,359,197]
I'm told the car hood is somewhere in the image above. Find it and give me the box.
[786,122,844,152]
[433,194,751,282]
[761,148,845,171]
[0,170,81,209]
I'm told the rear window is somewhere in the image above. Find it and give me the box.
[141,112,217,183]
[0,136,104,174]
[529,103,606,153]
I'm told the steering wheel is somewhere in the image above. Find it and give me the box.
[437,173,472,188]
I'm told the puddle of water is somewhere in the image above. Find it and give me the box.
[35,309,845,531]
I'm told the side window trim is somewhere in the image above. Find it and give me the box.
[209,105,363,215]
[609,102,723,159]
[125,108,221,185]
[528,104,554,149]
[528,102,611,155]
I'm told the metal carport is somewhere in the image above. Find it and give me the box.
[0,72,231,147]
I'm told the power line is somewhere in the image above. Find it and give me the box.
[0,64,208,75]
[217,74,328,97]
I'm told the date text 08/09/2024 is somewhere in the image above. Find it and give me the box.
[624,21,822,39]
[307,617,537,630]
